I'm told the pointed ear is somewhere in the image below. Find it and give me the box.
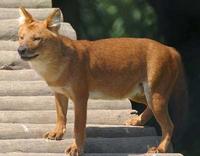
[45,8,62,32]
[18,7,33,25]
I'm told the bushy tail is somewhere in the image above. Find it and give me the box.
[169,52,189,143]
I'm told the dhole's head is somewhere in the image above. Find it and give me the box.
[18,7,62,61]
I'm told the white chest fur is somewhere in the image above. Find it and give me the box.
[30,60,66,82]
[29,61,48,75]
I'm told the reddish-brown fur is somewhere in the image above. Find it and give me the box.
[18,8,188,156]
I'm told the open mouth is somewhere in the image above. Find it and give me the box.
[21,54,39,61]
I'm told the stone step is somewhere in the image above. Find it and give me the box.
[0,96,131,110]
[0,110,133,124]
[0,19,76,41]
[0,154,183,156]
[0,70,39,80]
[0,51,30,70]
[0,8,61,20]
[0,123,156,139]
[0,137,172,153]
[0,81,52,96]
[0,82,130,100]
[0,69,39,80]
[0,41,18,51]
[0,0,52,8]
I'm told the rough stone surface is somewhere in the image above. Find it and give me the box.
[0,0,52,8]
[0,137,173,153]
[0,81,52,96]
[0,41,18,51]
[0,96,131,110]
[0,110,133,124]
[0,51,29,69]
[0,70,39,80]
[0,123,156,139]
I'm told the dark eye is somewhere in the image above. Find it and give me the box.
[33,37,42,41]
[19,36,24,40]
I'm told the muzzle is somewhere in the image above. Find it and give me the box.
[17,45,39,61]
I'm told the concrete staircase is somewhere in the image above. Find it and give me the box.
[0,0,183,156]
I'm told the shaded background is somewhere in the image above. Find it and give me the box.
[53,0,200,155]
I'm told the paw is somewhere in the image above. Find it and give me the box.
[124,117,142,126]
[43,126,66,140]
[65,144,83,156]
[147,146,165,153]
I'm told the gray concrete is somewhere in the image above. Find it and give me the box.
[0,137,172,153]
[0,70,40,81]
[0,110,133,124]
[0,41,18,51]
[0,123,156,139]
[0,0,52,8]
[0,8,61,20]
[0,96,131,110]
[0,81,52,96]
[0,19,76,41]
[0,51,29,70]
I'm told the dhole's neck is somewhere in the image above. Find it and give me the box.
[30,36,76,84]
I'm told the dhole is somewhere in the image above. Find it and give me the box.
[18,7,188,156]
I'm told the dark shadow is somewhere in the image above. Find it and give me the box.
[86,125,157,138]
[85,126,165,153]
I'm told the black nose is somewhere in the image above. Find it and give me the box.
[17,46,28,55]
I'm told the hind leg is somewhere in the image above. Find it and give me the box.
[148,93,174,153]
[125,106,152,126]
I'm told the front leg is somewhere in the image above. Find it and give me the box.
[66,95,88,156]
[44,93,68,140]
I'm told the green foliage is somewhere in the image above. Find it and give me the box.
[78,0,158,40]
